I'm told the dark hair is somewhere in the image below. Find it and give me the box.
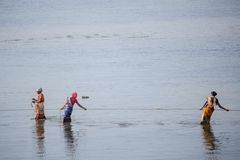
[211,91,217,96]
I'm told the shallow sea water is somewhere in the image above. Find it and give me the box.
[0,0,240,159]
[0,110,239,160]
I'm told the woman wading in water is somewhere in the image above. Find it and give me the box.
[60,92,87,123]
[200,91,229,125]
[32,88,46,120]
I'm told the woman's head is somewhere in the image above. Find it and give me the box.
[36,88,42,94]
[71,92,78,99]
[211,91,217,96]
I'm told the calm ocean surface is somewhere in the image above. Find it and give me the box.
[0,0,240,159]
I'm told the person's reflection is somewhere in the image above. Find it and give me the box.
[63,123,77,158]
[201,124,219,151]
[34,119,45,158]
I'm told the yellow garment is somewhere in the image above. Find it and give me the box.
[203,105,214,119]
[201,96,215,124]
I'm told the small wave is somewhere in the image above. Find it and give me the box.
[55,36,64,39]
[178,121,199,127]
[83,35,92,39]
[0,32,164,44]
[155,121,164,126]
[28,38,34,41]
[114,122,136,128]
[0,123,10,127]
[66,35,73,39]
[128,35,150,39]
[1,39,22,43]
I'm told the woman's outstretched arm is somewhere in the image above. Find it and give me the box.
[216,99,229,111]
[76,101,87,110]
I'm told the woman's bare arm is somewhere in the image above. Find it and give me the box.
[216,99,229,111]
[60,101,67,110]
[76,101,87,110]
[200,101,207,110]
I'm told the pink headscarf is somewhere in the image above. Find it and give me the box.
[71,92,78,99]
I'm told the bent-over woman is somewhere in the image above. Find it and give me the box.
[60,92,87,123]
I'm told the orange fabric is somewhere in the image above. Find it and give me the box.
[201,96,216,124]
[38,93,44,103]
[203,96,215,119]
[203,105,214,118]
[201,104,214,124]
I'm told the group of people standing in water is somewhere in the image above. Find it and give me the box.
[32,88,229,124]
[32,88,87,123]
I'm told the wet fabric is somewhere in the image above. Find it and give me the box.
[64,98,73,118]
[201,96,216,124]
[34,102,46,120]
[202,105,214,123]
[63,117,71,123]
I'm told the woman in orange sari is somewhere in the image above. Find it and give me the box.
[32,88,46,120]
[200,91,229,125]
